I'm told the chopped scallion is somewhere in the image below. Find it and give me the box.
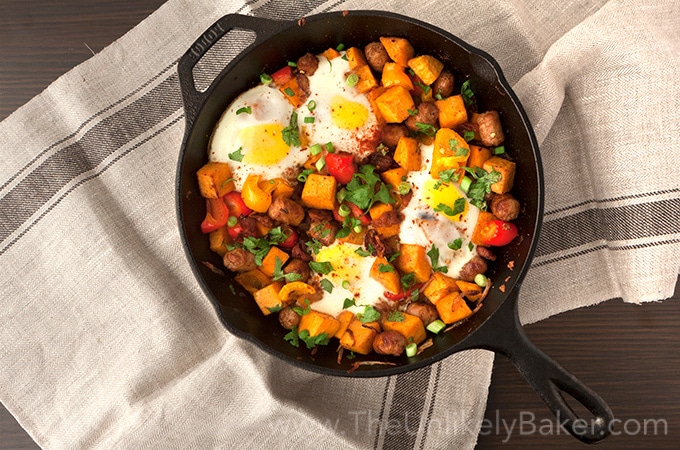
[309,143,323,155]
[405,342,418,357]
[227,216,238,227]
[304,116,315,124]
[346,73,359,87]
[284,87,295,97]
[460,175,472,193]
[287,61,297,67]
[325,142,335,153]
[494,146,505,155]
[236,106,252,115]
[342,280,350,289]
[464,130,475,142]
[474,273,488,287]
[352,224,363,234]
[260,73,272,84]
[426,319,446,334]
[307,100,317,111]
[315,156,326,171]
[338,204,351,217]
[336,43,345,51]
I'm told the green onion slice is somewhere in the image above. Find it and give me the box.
[346,73,359,87]
[474,273,488,287]
[426,319,446,334]
[260,73,272,84]
[460,175,472,193]
[307,100,317,112]
[405,342,418,357]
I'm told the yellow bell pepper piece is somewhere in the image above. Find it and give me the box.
[241,174,272,213]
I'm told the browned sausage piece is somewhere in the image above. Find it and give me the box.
[405,302,439,326]
[364,229,387,258]
[361,151,395,173]
[268,196,305,226]
[373,330,406,356]
[476,246,497,261]
[308,221,338,246]
[236,216,260,239]
[458,255,488,282]
[489,193,520,222]
[405,102,439,132]
[380,123,409,149]
[296,52,318,76]
[291,240,313,262]
[296,73,311,96]
[432,70,454,98]
[372,210,403,228]
[365,41,390,72]
[473,111,505,147]
[307,208,333,223]
[283,258,312,283]
[278,307,300,330]
[222,248,257,272]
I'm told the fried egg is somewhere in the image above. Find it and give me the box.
[298,54,380,157]
[309,241,385,318]
[399,143,480,277]
[209,84,307,190]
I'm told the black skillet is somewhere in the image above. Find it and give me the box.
[175,11,613,443]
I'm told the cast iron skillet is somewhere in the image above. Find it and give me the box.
[176,11,613,443]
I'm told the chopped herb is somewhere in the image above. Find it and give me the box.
[346,73,359,87]
[320,278,334,293]
[267,226,290,244]
[260,73,272,84]
[343,298,356,309]
[298,330,330,349]
[282,112,301,146]
[311,223,331,238]
[426,319,446,334]
[357,305,381,323]
[287,60,297,67]
[304,116,315,124]
[305,239,323,255]
[474,273,488,287]
[397,181,411,195]
[292,299,311,316]
[462,166,502,210]
[448,238,463,250]
[415,81,431,93]
[434,92,443,101]
[427,244,449,273]
[434,197,466,217]
[401,272,416,290]
[272,257,302,282]
[405,342,418,357]
[346,351,356,359]
[461,80,475,106]
[460,175,472,193]
[309,261,334,275]
[468,242,474,251]
[266,304,283,313]
[228,147,244,162]
[335,228,351,239]
[438,168,459,184]
[378,263,394,273]
[494,146,506,155]
[325,142,335,153]
[228,284,237,295]
[309,143,323,155]
[336,43,345,51]
[307,100,317,112]
[342,280,351,289]
[227,216,238,227]
[387,310,405,322]
[408,108,419,116]
[338,203,351,217]
[410,287,420,301]
[376,143,389,156]
[283,87,295,97]
[297,168,314,182]
[464,130,475,142]
[343,164,395,212]
[315,156,326,171]
[236,106,252,115]
[355,247,371,257]
[284,326,300,347]
[416,122,438,137]
[387,251,400,263]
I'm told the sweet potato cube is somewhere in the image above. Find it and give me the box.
[467,145,492,169]
[196,162,236,199]
[394,136,421,171]
[353,64,378,94]
[381,167,407,190]
[435,95,468,129]
[208,226,232,256]
[366,86,387,123]
[339,317,380,355]
[471,211,498,246]
[235,269,272,295]
[278,76,307,108]
[395,244,431,283]
[346,47,367,70]
[455,280,484,302]
[375,86,415,123]
[379,37,415,66]
[369,203,401,238]
[436,292,473,324]
[370,257,401,293]
[299,310,341,339]
[322,47,341,60]
[260,246,289,277]
[407,55,444,85]
[301,174,337,210]
[483,156,516,194]
[334,310,355,339]
[381,62,414,90]
[337,227,366,245]
[423,272,460,304]
[253,281,285,315]
[382,312,427,344]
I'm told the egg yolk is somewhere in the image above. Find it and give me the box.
[422,178,469,221]
[316,242,364,287]
[330,95,369,130]
[239,123,290,166]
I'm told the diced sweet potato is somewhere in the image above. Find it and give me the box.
[196,162,236,199]
[337,227,366,245]
[346,47,367,69]
[430,128,470,177]
[339,317,381,355]
[407,55,444,85]
[278,76,307,108]
[322,47,341,60]
[435,95,468,129]
[395,244,431,283]
[299,310,341,338]
[369,203,400,238]
[436,291,473,324]
[483,156,516,194]
[334,310,355,339]
[393,136,421,171]
[381,167,407,190]
[379,37,415,66]
[471,211,498,246]
[370,257,401,293]
[381,62,414,90]
[253,281,285,315]
[353,64,378,94]
[209,226,232,256]
[382,312,427,344]
[260,246,290,277]
[375,86,416,123]
[366,86,387,123]
[455,280,484,302]
[235,268,272,295]
[301,174,337,210]
[423,272,459,304]
[467,145,492,169]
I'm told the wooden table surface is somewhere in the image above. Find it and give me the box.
[1,1,678,448]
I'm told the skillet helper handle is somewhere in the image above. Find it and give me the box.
[177,14,288,126]
[464,288,614,443]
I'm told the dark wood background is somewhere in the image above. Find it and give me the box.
[1,1,678,448]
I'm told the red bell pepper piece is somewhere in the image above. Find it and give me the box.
[201,197,229,234]
[384,283,423,302]
[479,219,518,246]
[347,202,371,226]
[271,65,293,86]
[279,226,299,250]
[326,152,357,185]
[223,191,253,217]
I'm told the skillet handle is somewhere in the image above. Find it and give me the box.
[177,14,290,126]
[461,287,614,443]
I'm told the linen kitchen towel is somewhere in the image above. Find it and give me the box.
[0,0,678,448]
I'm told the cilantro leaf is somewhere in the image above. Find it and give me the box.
[378,263,394,273]
[309,261,334,275]
[462,167,502,211]
[343,298,356,309]
[434,197,466,217]
[284,326,300,347]
[320,278,334,293]
[298,329,330,349]
[461,80,475,106]
[448,238,463,250]
[387,310,405,322]
[306,239,323,255]
[357,305,381,323]
[401,272,416,290]
[292,299,311,316]
[415,122,438,137]
[272,256,303,282]
[282,111,301,146]
[355,247,371,257]
[427,244,449,273]
[228,147,244,162]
